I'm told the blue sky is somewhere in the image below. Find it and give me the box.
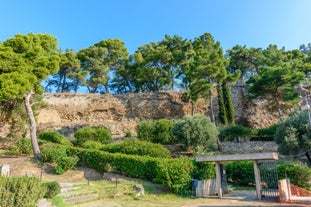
[1,0,310,53]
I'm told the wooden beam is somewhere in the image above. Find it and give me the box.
[253,160,262,200]
[215,162,223,198]
[196,152,278,162]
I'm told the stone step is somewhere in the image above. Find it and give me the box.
[64,193,98,204]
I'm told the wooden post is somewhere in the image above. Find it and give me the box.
[215,162,223,198]
[253,160,262,200]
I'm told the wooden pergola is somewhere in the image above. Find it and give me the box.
[196,152,278,200]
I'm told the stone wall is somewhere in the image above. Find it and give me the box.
[220,141,278,154]
[0,85,281,138]
[35,86,280,137]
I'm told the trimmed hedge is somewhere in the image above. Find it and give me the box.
[100,138,171,158]
[39,130,72,146]
[66,146,195,194]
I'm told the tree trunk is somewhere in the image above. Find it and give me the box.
[24,91,41,160]
[305,152,311,166]
[191,101,194,116]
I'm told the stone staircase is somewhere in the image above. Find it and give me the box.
[59,182,99,205]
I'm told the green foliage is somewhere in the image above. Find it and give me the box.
[66,146,195,194]
[277,162,311,190]
[82,140,104,150]
[39,130,72,146]
[136,120,155,142]
[192,161,215,180]
[225,161,255,186]
[247,61,305,118]
[154,119,175,144]
[74,126,112,146]
[101,138,171,158]
[274,111,311,157]
[172,115,218,153]
[42,181,61,198]
[0,176,45,207]
[255,124,279,141]
[40,144,78,174]
[217,83,228,125]
[6,138,32,155]
[222,82,235,125]
[55,156,79,175]
[219,125,254,142]
[137,119,175,144]
[124,131,132,138]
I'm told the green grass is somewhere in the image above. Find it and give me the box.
[51,177,212,207]
[51,196,69,207]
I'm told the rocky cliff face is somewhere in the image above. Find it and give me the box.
[36,86,280,137]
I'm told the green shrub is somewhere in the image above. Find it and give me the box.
[74,126,111,146]
[42,181,61,198]
[40,144,67,163]
[6,137,32,155]
[82,140,104,150]
[192,161,215,180]
[40,144,78,175]
[255,124,279,141]
[219,125,254,142]
[137,120,155,142]
[125,131,132,138]
[101,138,171,158]
[274,111,311,157]
[277,161,311,190]
[153,119,175,144]
[137,119,176,144]
[55,156,79,175]
[225,161,254,186]
[172,115,218,153]
[39,130,72,146]
[0,176,45,207]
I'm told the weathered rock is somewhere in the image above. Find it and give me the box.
[0,164,10,176]
[1,86,282,138]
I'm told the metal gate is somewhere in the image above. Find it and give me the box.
[258,160,279,199]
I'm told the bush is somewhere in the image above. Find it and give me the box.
[82,140,104,150]
[274,111,311,157]
[172,115,218,153]
[55,156,79,175]
[0,176,45,207]
[277,161,311,190]
[225,161,254,186]
[6,137,32,155]
[39,130,72,146]
[192,161,215,180]
[153,119,176,144]
[219,125,254,142]
[136,120,155,142]
[255,124,279,141]
[74,126,111,146]
[42,181,61,198]
[40,144,78,175]
[101,138,171,158]
[137,119,176,144]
